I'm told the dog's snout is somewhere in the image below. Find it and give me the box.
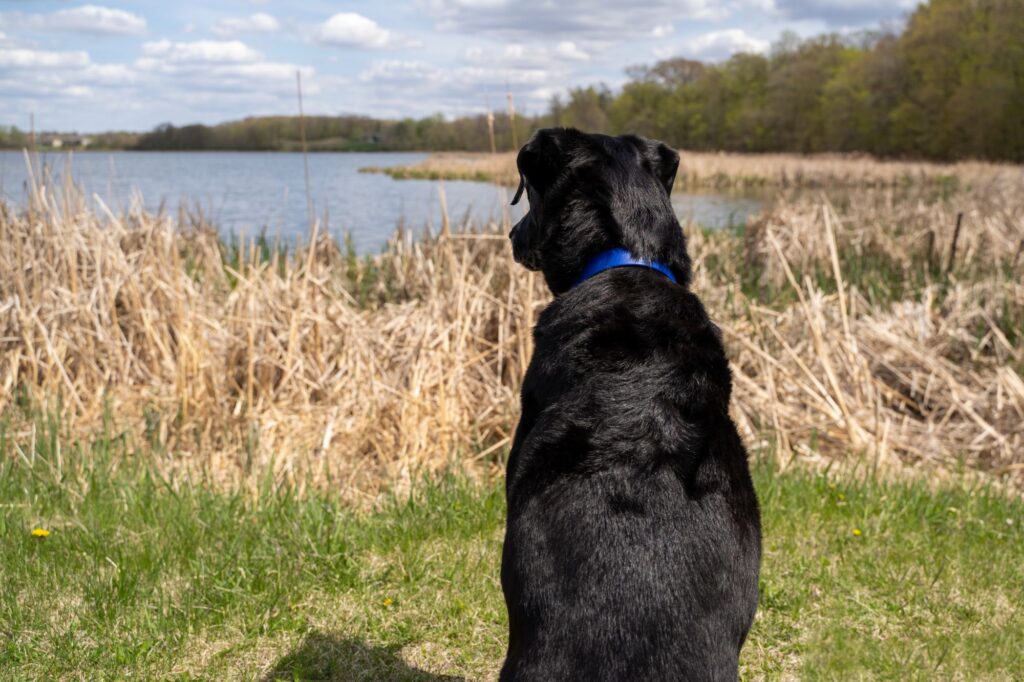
[509,225,518,240]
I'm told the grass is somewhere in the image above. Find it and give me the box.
[3,419,1022,680]
[2,155,1022,682]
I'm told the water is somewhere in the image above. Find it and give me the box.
[0,150,762,253]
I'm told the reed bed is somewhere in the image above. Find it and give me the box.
[2,166,1023,496]
[364,150,1022,191]
[722,250,1024,481]
[0,187,543,499]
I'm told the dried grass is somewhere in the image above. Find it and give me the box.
[2,156,1022,496]
[365,150,1021,191]
[0,174,541,499]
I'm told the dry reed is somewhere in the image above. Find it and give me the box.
[2,158,1022,497]
[364,150,1022,191]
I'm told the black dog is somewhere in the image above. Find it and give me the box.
[500,129,761,681]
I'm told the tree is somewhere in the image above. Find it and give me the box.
[560,86,614,133]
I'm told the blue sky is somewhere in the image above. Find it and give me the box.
[0,1,922,132]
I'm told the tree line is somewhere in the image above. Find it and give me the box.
[550,0,1023,161]
[129,114,540,153]
[3,0,1021,161]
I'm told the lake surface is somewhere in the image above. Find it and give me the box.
[0,151,763,253]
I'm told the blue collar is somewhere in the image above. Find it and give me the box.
[574,248,678,287]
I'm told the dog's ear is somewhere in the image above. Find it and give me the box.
[626,136,679,196]
[511,129,566,206]
[650,141,679,195]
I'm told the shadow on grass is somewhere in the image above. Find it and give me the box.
[261,631,465,682]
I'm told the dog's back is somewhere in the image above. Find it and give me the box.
[501,271,760,681]
[501,129,761,681]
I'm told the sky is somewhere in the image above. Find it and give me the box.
[0,0,922,133]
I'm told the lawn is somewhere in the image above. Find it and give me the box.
[2,421,1022,680]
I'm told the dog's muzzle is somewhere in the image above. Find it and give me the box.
[509,217,542,271]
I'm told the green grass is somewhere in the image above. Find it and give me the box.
[2,420,1022,680]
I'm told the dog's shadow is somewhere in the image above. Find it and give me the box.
[261,631,464,682]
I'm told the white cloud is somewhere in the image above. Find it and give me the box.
[212,12,281,37]
[425,0,916,39]
[780,0,917,9]
[134,39,314,98]
[447,0,510,7]
[0,4,147,36]
[463,41,589,70]
[425,0,726,40]
[666,29,771,61]
[360,58,551,89]
[357,56,559,117]
[140,39,263,65]
[1,31,317,129]
[0,47,91,69]
[82,62,138,84]
[554,41,589,61]
[0,45,140,106]
[359,60,441,83]
[51,4,146,35]
[316,13,395,49]
[769,0,921,23]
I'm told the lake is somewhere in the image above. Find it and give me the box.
[0,151,763,254]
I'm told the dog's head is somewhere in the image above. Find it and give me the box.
[509,128,691,294]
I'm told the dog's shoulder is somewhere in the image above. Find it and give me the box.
[525,269,732,416]
[535,271,724,366]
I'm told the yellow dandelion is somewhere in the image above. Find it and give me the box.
[382,597,393,607]
[852,528,862,537]
[31,528,50,538]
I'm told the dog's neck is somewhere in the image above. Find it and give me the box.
[540,210,693,295]
[573,248,678,288]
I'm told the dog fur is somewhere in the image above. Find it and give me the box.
[500,128,762,681]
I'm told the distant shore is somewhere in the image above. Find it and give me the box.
[2,146,438,153]
[360,150,1015,191]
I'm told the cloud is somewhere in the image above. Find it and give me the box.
[140,39,263,65]
[0,46,140,105]
[316,13,398,49]
[0,47,91,70]
[423,0,909,42]
[424,0,729,41]
[655,28,772,61]
[684,29,771,59]
[0,4,147,36]
[554,41,590,61]
[211,12,281,37]
[359,57,550,91]
[767,0,921,25]
[1,32,317,130]
[134,39,314,98]
[356,56,562,118]
[463,41,589,70]
[359,59,440,83]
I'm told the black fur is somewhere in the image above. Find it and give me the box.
[501,129,761,681]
